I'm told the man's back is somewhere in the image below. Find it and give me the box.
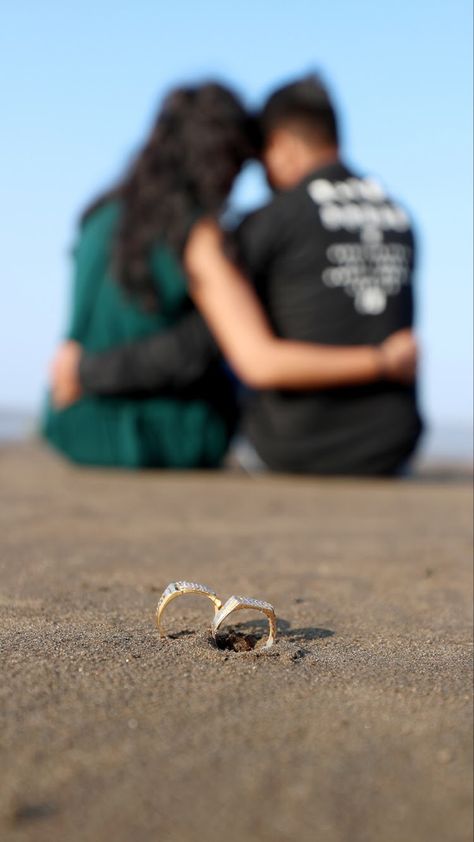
[238,161,423,474]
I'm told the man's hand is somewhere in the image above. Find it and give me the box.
[50,340,83,408]
[379,329,418,384]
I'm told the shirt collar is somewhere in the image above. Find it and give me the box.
[300,160,354,187]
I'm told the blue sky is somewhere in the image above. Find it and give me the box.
[1,0,472,433]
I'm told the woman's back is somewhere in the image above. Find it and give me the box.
[68,200,189,349]
[42,201,236,468]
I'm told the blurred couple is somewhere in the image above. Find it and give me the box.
[44,74,423,474]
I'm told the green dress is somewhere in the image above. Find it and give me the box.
[42,201,234,468]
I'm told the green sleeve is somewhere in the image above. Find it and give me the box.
[66,202,119,341]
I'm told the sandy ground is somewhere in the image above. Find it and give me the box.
[0,442,472,842]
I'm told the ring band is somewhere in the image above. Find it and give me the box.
[156,581,222,637]
[211,596,277,649]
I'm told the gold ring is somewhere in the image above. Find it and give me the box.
[211,595,277,649]
[156,581,222,637]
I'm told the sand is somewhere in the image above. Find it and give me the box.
[0,442,472,842]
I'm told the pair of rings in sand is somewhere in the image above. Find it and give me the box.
[156,581,277,649]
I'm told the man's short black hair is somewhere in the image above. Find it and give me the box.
[260,73,339,147]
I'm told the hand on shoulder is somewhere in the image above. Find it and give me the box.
[378,329,418,384]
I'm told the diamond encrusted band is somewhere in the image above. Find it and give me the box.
[156,581,222,637]
[211,595,277,649]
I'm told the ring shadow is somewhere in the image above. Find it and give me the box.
[168,629,195,639]
[227,617,335,642]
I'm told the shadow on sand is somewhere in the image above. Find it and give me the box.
[215,616,335,651]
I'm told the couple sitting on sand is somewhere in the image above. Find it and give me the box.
[44,74,423,474]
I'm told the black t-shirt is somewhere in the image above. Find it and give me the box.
[236,161,423,474]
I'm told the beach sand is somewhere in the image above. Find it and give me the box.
[0,443,472,842]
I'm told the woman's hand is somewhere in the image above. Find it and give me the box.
[378,329,418,384]
[50,341,83,408]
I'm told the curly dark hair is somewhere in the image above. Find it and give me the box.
[82,82,257,307]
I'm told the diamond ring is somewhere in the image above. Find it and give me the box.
[156,581,222,637]
[211,595,277,649]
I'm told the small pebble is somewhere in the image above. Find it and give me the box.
[437,749,454,764]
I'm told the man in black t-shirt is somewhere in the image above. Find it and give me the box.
[232,76,422,473]
[52,75,423,474]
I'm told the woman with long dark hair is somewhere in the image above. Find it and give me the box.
[43,82,416,468]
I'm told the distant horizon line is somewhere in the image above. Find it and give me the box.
[0,406,472,463]
[0,404,472,429]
